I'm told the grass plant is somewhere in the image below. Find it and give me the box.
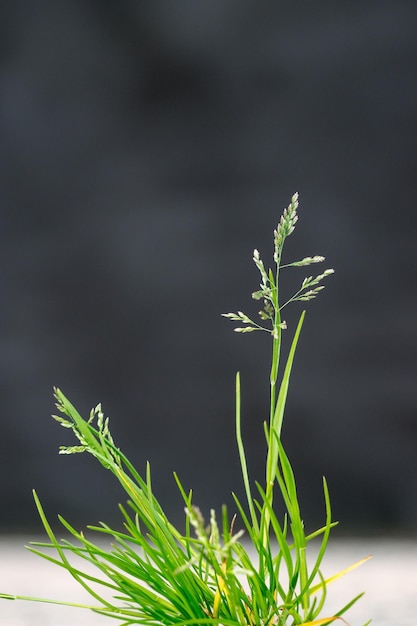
[1,193,370,625]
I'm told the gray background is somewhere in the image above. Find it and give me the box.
[1,1,416,534]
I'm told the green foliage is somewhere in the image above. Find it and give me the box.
[1,194,370,625]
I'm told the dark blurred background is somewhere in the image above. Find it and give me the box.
[1,1,416,535]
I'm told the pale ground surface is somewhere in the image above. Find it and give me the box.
[0,537,416,625]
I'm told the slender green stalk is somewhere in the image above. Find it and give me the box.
[0,193,370,626]
[235,372,259,535]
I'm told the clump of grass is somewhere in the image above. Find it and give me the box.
[1,194,370,625]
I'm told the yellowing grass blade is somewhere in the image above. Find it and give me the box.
[302,617,348,625]
[310,555,372,595]
[213,559,227,618]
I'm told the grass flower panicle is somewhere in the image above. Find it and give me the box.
[1,193,371,626]
[273,192,299,262]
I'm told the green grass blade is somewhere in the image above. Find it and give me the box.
[235,372,259,534]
